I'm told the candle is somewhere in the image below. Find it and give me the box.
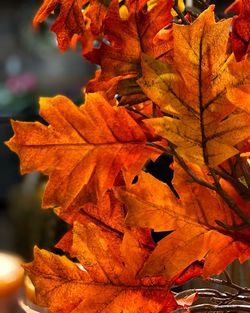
[24,275,37,304]
[0,251,24,313]
[0,252,24,298]
[23,275,49,312]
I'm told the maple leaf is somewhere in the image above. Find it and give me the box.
[231,0,250,61]
[33,0,111,54]
[24,228,170,313]
[6,93,161,209]
[115,161,250,280]
[33,0,87,52]
[138,6,250,167]
[24,211,201,313]
[87,0,173,76]
[85,0,173,100]
[23,184,204,313]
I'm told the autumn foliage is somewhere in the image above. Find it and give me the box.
[6,0,250,312]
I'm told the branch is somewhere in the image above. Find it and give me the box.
[146,142,173,157]
[215,220,250,231]
[173,303,250,312]
[237,155,250,189]
[169,143,217,191]
[208,277,250,295]
[152,103,157,118]
[173,0,191,25]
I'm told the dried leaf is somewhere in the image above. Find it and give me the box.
[225,0,241,15]
[24,236,170,313]
[138,6,250,167]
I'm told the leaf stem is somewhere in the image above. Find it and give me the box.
[209,168,250,228]
[169,143,217,191]
[173,0,191,25]
[125,106,149,118]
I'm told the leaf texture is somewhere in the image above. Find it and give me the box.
[115,162,250,280]
[138,6,250,167]
[6,93,160,209]
[231,0,250,61]
[24,233,170,313]
[85,0,173,101]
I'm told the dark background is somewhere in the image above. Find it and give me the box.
[0,0,234,259]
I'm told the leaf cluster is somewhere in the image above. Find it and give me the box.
[6,0,250,312]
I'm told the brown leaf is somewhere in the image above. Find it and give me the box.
[138,6,250,167]
[33,0,87,52]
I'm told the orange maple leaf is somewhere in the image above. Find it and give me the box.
[33,0,87,52]
[24,198,201,313]
[85,0,173,100]
[115,161,250,280]
[6,93,161,209]
[24,224,171,313]
[33,0,111,55]
[138,6,250,167]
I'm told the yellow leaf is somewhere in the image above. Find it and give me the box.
[138,6,250,167]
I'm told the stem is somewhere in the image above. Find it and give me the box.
[215,219,249,231]
[152,103,157,118]
[173,303,250,312]
[173,0,191,25]
[209,168,250,227]
[208,277,250,294]
[146,142,173,157]
[125,106,149,118]
[237,155,250,189]
[212,167,249,199]
[175,288,230,300]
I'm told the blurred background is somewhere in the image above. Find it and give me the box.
[0,0,96,261]
[0,0,244,312]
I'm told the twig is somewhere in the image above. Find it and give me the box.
[212,167,249,199]
[215,220,250,231]
[173,0,191,25]
[169,143,217,191]
[208,277,250,294]
[125,106,149,118]
[172,303,250,312]
[175,288,230,300]
[186,9,199,19]
[237,155,250,189]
